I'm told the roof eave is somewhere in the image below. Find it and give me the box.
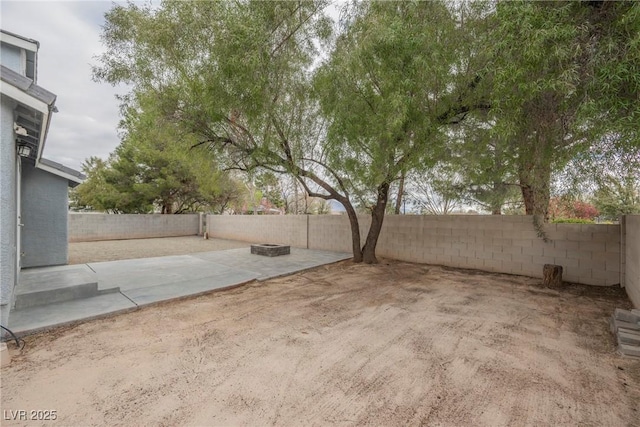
[1,65,57,162]
[36,158,85,187]
[0,29,39,52]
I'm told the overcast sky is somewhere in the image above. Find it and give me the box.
[2,1,127,171]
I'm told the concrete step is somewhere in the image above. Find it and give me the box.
[618,329,640,346]
[614,308,640,324]
[16,264,119,309]
[8,292,137,336]
[610,309,640,359]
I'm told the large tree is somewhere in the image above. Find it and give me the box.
[593,173,640,220]
[94,1,376,259]
[73,95,244,214]
[312,1,490,261]
[480,1,640,223]
[315,1,450,260]
[94,1,487,263]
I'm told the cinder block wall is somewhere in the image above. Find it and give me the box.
[207,215,308,248]
[208,214,621,286]
[623,215,640,307]
[369,215,620,286]
[69,213,199,242]
[307,215,371,253]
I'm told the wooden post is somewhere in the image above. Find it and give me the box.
[543,264,563,287]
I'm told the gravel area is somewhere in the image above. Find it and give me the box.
[2,260,638,426]
[68,236,249,264]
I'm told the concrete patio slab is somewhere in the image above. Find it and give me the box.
[122,272,257,306]
[8,293,137,335]
[8,247,351,336]
[192,247,352,281]
[88,256,248,291]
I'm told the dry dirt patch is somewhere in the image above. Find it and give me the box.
[1,260,638,426]
[68,236,248,264]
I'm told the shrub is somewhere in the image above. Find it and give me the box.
[551,218,595,224]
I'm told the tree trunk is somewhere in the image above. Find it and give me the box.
[543,264,563,287]
[518,134,553,220]
[491,181,503,215]
[394,172,405,215]
[535,159,551,221]
[362,182,390,264]
[521,184,535,215]
[342,199,363,263]
[519,165,551,219]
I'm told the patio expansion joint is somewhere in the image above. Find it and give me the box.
[119,291,139,308]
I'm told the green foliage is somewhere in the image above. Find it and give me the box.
[592,174,640,220]
[472,1,640,220]
[312,1,491,259]
[581,2,640,148]
[315,1,486,200]
[93,0,488,261]
[310,199,331,215]
[446,120,521,214]
[91,0,640,258]
[406,164,465,215]
[254,172,285,209]
[72,95,245,214]
[484,2,592,219]
[71,156,123,212]
[94,0,336,200]
[551,218,594,224]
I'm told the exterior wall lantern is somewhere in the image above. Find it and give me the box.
[16,142,31,158]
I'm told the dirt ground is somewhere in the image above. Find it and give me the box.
[68,236,249,264]
[1,259,638,426]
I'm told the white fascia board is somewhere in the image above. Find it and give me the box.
[36,109,50,160]
[0,32,38,53]
[20,48,26,77]
[35,161,84,185]
[0,80,48,113]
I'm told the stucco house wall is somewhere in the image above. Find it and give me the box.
[20,164,69,268]
[1,35,24,326]
[0,95,17,328]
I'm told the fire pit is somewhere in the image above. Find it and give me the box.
[250,244,290,257]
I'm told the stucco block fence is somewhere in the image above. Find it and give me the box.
[68,213,201,242]
[207,214,640,307]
